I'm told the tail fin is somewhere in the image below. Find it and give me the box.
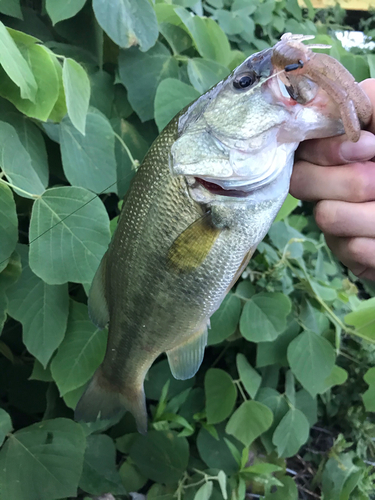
[74,368,148,434]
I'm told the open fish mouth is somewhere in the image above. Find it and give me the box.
[194,177,251,198]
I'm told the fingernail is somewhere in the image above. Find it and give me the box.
[340,132,375,162]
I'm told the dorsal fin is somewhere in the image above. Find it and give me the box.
[167,214,221,273]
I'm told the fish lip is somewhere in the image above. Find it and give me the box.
[194,177,252,198]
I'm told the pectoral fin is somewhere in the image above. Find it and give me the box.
[166,328,208,380]
[167,214,221,273]
[88,252,109,329]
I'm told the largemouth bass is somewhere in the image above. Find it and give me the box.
[75,34,371,433]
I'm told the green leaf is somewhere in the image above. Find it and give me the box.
[316,365,348,394]
[0,0,22,19]
[29,186,111,285]
[0,251,21,330]
[265,475,298,500]
[197,426,240,475]
[236,354,261,399]
[6,245,69,367]
[256,320,300,368]
[295,390,317,427]
[0,23,36,101]
[93,0,158,51]
[50,301,107,396]
[0,121,46,198]
[145,359,195,401]
[119,459,147,492]
[0,408,12,446]
[299,299,329,335]
[272,408,309,458]
[194,481,213,500]
[154,78,199,132]
[268,221,304,259]
[345,298,375,342]
[0,43,59,121]
[30,360,53,382]
[287,330,336,397]
[0,183,18,272]
[363,367,375,412]
[0,418,86,500]
[208,292,242,345]
[217,471,228,500]
[60,109,117,194]
[187,58,229,93]
[274,194,299,222]
[79,434,125,495]
[159,22,192,55]
[175,8,231,66]
[226,401,273,447]
[129,430,189,484]
[119,42,178,122]
[240,292,292,342]
[46,0,87,24]
[205,368,237,424]
[322,452,362,500]
[256,388,289,453]
[62,58,90,135]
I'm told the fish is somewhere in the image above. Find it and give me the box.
[75,33,371,433]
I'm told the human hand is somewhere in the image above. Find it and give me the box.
[291,79,375,281]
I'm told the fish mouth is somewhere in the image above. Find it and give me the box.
[194,177,252,198]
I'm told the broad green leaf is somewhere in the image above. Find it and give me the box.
[287,330,335,397]
[0,418,86,500]
[51,301,107,396]
[129,430,189,484]
[235,281,255,299]
[145,359,195,401]
[93,0,158,51]
[29,186,111,284]
[316,365,348,394]
[48,53,67,122]
[0,0,22,19]
[79,434,125,495]
[0,408,12,446]
[274,194,299,222]
[154,78,199,132]
[226,401,273,447]
[265,475,298,499]
[256,388,289,453]
[46,0,87,24]
[0,121,45,198]
[208,292,242,345]
[30,360,53,382]
[6,245,69,367]
[119,460,147,492]
[299,299,329,335]
[175,8,231,66]
[119,42,178,122]
[197,426,240,475]
[295,390,317,427]
[0,100,49,188]
[272,408,309,458]
[0,22,36,101]
[159,22,192,55]
[268,221,304,259]
[345,297,375,342]
[0,43,59,121]
[217,471,228,500]
[236,354,261,399]
[363,367,375,412]
[60,110,117,194]
[194,481,213,500]
[0,251,21,330]
[111,117,149,198]
[256,320,300,368]
[187,58,229,93]
[0,183,18,272]
[62,58,90,135]
[205,368,237,424]
[340,54,370,83]
[89,70,114,117]
[322,452,362,500]
[216,9,245,35]
[240,292,292,342]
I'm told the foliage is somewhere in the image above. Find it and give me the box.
[0,1,374,499]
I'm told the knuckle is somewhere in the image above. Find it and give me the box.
[346,237,367,264]
[314,201,335,232]
[347,164,370,202]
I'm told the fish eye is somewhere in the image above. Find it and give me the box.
[233,73,257,90]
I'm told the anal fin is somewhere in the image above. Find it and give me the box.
[88,251,109,329]
[166,328,208,380]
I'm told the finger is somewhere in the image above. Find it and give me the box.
[360,79,375,135]
[290,160,375,202]
[314,201,375,237]
[295,130,375,166]
[325,234,375,280]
